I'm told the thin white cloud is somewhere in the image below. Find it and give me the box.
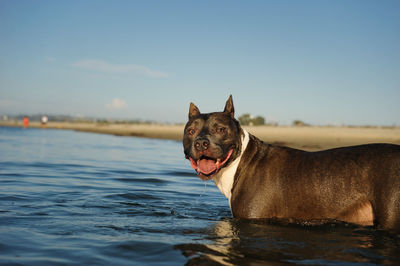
[72,59,168,78]
[106,98,127,110]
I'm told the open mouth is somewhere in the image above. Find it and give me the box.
[189,149,233,180]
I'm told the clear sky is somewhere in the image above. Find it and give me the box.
[1,0,399,125]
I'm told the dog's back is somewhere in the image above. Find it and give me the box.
[231,135,400,230]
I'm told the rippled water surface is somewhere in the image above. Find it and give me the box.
[1,127,399,265]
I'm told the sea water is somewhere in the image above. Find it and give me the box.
[0,127,399,265]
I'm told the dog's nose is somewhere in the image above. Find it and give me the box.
[194,138,210,151]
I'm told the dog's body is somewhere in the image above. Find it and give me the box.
[183,96,400,231]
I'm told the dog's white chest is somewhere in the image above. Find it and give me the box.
[213,130,249,207]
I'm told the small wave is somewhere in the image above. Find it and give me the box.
[101,240,180,264]
[108,169,149,176]
[115,177,168,184]
[0,195,29,201]
[106,192,161,201]
[0,172,26,178]
[160,170,197,177]
[28,162,88,170]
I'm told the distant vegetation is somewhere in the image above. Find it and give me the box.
[238,114,266,126]
[292,120,310,127]
[238,114,312,127]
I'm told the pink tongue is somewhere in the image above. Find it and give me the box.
[197,159,217,175]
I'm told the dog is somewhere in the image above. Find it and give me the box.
[183,95,400,231]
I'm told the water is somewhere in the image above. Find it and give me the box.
[0,127,399,265]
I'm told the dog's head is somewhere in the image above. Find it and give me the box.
[183,95,243,180]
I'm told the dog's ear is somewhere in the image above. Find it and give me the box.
[223,95,235,118]
[189,102,200,119]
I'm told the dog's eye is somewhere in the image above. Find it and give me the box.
[217,127,226,134]
[188,128,195,135]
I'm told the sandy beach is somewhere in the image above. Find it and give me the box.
[1,121,399,151]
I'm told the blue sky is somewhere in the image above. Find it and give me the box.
[1,0,399,125]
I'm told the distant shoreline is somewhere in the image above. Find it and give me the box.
[0,121,184,141]
[1,121,399,151]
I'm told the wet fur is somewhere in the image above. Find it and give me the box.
[232,135,400,230]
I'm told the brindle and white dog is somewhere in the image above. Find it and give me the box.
[183,95,400,231]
